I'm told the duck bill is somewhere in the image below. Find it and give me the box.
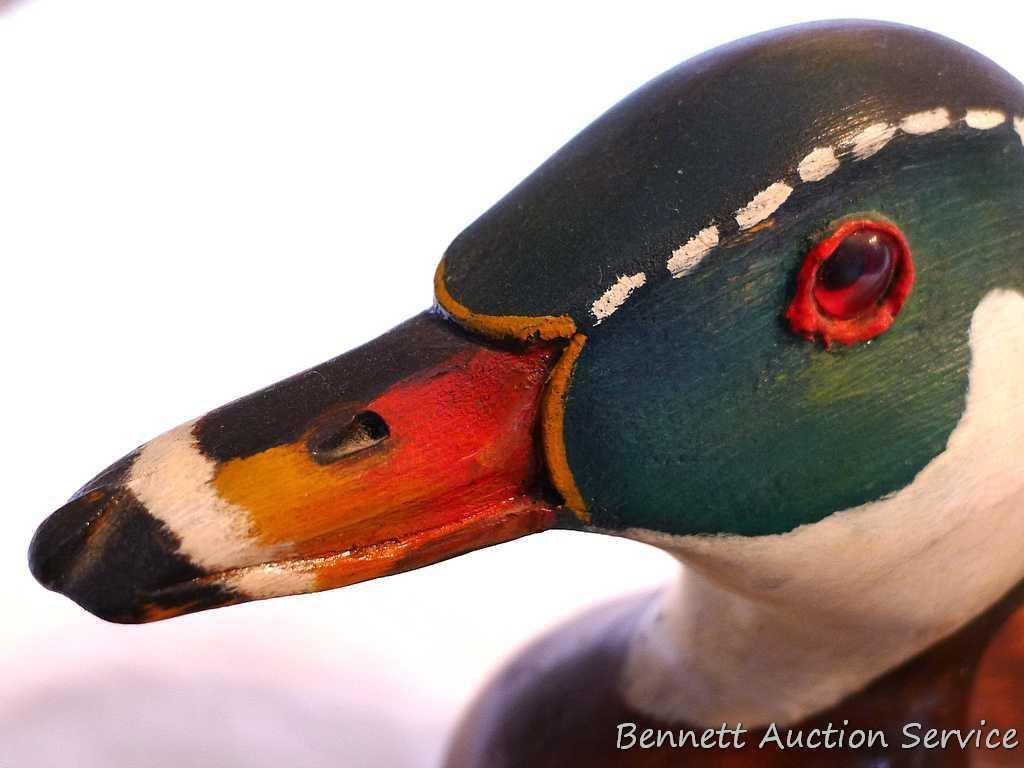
[29,312,562,623]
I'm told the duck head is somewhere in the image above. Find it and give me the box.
[31,20,1024,625]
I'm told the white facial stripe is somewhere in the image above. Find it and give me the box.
[127,422,275,573]
[846,121,897,159]
[735,182,793,229]
[797,146,840,182]
[965,108,1007,130]
[620,289,1024,727]
[598,105,1021,327]
[667,225,719,277]
[900,107,951,135]
[591,271,647,322]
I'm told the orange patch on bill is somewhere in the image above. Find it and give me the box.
[212,342,560,573]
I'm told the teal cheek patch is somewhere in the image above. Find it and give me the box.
[561,134,1024,537]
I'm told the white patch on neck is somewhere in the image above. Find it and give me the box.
[127,422,276,573]
[591,272,647,322]
[619,289,1024,727]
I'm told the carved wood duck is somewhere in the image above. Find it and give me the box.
[28,19,1024,767]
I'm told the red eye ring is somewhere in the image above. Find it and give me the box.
[786,218,914,347]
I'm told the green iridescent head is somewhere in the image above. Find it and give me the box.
[440,20,1024,537]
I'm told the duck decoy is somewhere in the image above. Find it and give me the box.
[29,18,1024,767]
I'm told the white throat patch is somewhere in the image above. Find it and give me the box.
[619,289,1024,727]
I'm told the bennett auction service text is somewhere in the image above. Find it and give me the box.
[615,720,1019,751]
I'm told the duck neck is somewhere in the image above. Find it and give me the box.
[617,290,1024,727]
[620,524,1024,729]
[616,479,1024,730]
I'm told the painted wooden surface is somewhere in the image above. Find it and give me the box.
[440,22,1023,327]
[564,131,1024,537]
[446,582,1024,767]
[29,314,562,622]
[27,18,1024,767]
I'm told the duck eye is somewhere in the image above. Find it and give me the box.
[786,219,914,346]
[814,229,899,319]
[307,410,390,464]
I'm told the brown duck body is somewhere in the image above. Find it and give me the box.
[447,584,1024,767]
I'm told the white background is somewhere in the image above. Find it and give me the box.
[2,3,1021,766]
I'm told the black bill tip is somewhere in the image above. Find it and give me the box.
[28,489,106,591]
[29,478,234,623]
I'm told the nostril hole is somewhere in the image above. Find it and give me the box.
[307,410,390,464]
